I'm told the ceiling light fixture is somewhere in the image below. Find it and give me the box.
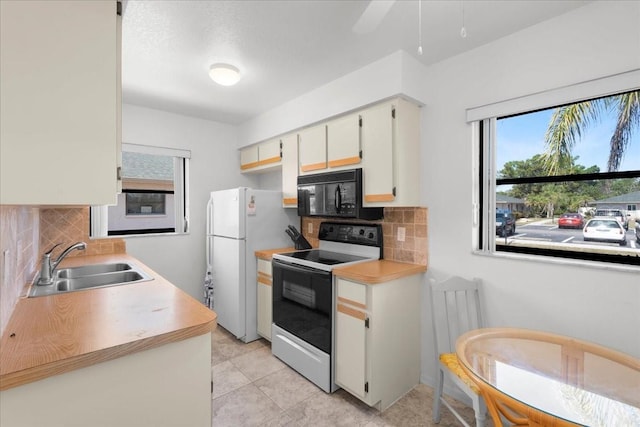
[209,63,241,86]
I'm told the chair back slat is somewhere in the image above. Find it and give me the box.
[430,276,483,355]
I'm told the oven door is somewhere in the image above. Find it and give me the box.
[272,259,332,354]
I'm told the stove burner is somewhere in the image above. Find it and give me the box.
[279,249,369,265]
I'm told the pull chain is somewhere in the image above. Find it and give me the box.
[418,0,423,55]
[460,1,467,38]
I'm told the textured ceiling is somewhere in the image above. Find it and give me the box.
[121,0,591,125]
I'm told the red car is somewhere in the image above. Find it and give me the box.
[558,213,585,229]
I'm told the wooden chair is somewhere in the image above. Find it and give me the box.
[430,276,487,427]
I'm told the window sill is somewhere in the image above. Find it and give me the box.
[472,249,640,274]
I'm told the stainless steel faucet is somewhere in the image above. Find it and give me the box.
[37,242,87,285]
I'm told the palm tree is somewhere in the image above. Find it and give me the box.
[543,90,639,174]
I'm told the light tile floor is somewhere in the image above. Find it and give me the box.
[211,326,490,426]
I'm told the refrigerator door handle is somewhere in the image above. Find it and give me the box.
[206,237,212,270]
[206,197,213,235]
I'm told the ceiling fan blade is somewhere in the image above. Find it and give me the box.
[352,0,396,34]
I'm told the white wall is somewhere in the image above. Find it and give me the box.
[238,0,640,404]
[420,0,640,398]
[121,104,257,300]
[238,50,428,147]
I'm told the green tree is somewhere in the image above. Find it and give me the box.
[543,90,640,174]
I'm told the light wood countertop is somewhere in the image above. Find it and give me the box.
[333,260,426,284]
[0,254,216,391]
[255,247,296,260]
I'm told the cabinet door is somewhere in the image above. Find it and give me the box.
[257,279,272,340]
[327,113,361,169]
[298,124,327,174]
[240,146,259,170]
[0,0,120,205]
[257,259,272,340]
[281,133,299,207]
[258,138,281,166]
[335,279,367,399]
[360,102,395,205]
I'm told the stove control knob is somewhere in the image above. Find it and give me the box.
[368,232,374,239]
[359,229,365,235]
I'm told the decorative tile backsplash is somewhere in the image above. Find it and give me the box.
[39,207,126,260]
[0,206,39,336]
[300,207,428,266]
[0,206,126,335]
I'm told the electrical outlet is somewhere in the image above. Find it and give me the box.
[308,222,313,234]
[397,227,406,242]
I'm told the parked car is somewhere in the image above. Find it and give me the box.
[496,212,516,236]
[594,209,628,230]
[558,213,585,229]
[636,221,640,244]
[583,218,627,246]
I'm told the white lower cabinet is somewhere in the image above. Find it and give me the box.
[257,258,273,340]
[335,275,421,411]
[0,334,212,427]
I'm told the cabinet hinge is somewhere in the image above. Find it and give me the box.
[359,150,362,159]
[359,116,362,127]
[211,381,213,393]
[391,107,396,119]
[117,1,122,16]
[364,317,370,328]
[116,166,122,181]
[364,382,369,393]
[392,187,396,197]
[280,141,283,158]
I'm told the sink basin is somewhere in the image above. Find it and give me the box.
[29,262,152,297]
[56,263,132,278]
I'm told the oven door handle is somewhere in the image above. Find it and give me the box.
[335,184,341,214]
[273,260,331,277]
[275,332,324,363]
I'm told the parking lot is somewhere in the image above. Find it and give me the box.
[497,219,639,250]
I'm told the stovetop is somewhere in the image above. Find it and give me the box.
[273,222,382,272]
[277,249,370,266]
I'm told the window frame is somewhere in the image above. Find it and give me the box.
[90,143,191,238]
[472,74,640,269]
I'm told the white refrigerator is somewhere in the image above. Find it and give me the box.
[206,188,295,342]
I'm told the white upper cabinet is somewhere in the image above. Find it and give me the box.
[298,124,327,174]
[360,102,395,204]
[326,113,361,169]
[361,98,421,207]
[280,133,299,208]
[240,138,281,173]
[0,0,121,205]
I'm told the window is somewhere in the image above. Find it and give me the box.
[91,144,190,237]
[475,84,639,267]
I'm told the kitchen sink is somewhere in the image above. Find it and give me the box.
[28,262,152,297]
[56,263,132,278]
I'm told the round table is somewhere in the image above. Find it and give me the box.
[456,328,640,426]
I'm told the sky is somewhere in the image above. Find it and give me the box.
[496,100,640,174]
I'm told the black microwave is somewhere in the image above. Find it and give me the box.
[297,168,384,220]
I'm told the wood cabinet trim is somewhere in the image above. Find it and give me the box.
[241,161,261,170]
[258,156,281,166]
[337,296,367,310]
[300,161,327,172]
[364,194,395,203]
[328,156,361,168]
[257,274,272,286]
[283,197,298,205]
[337,303,366,321]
